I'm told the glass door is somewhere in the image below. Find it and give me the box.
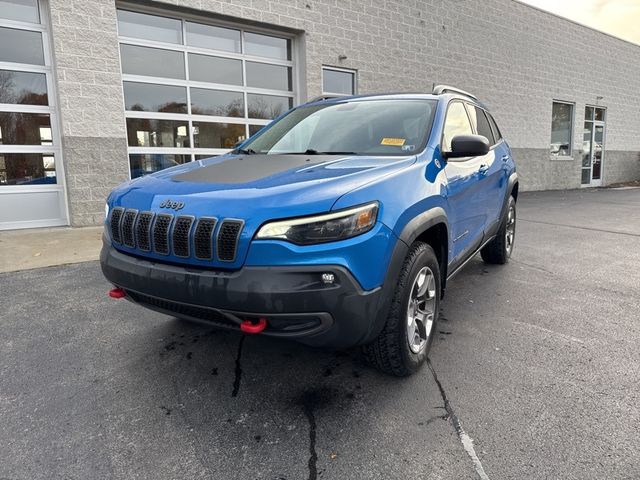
[581,106,606,187]
[591,124,604,185]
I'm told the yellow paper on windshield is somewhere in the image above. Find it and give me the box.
[380,137,406,146]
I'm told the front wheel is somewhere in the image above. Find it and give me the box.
[363,242,440,376]
[481,195,516,265]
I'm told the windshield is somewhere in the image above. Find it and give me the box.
[241,99,437,156]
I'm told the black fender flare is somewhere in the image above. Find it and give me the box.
[397,206,449,246]
[501,172,519,220]
[363,207,449,344]
[397,206,450,293]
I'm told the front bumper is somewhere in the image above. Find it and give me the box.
[100,242,387,348]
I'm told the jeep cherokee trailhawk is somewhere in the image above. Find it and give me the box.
[101,85,518,376]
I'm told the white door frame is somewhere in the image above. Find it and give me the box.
[589,121,605,187]
[581,106,607,188]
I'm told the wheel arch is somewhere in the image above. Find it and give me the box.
[363,207,450,345]
[397,207,449,295]
[511,176,519,202]
[499,172,519,222]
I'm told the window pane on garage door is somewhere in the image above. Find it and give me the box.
[118,9,295,178]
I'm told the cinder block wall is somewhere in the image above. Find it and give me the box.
[48,0,640,226]
[48,0,129,226]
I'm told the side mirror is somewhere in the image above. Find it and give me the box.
[444,135,490,159]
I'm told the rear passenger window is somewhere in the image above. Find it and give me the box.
[442,101,473,152]
[475,108,495,145]
[465,104,495,145]
[486,113,503,143]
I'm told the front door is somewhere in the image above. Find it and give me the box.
[442,101,488,266]
[581,107,606,187]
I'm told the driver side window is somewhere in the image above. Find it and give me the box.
[442,101,473,152]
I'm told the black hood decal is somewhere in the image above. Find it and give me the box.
[172,155,335,184]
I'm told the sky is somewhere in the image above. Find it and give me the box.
[519,0,640,45]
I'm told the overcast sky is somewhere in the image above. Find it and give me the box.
[520,0,640,44]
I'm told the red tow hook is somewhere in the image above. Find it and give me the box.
[240,317,267,334]
[108,288,126,299]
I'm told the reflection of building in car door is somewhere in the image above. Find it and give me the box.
[442,101,487,264]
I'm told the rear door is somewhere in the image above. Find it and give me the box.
[442,101,490,267]
[485,111,511,232]
[465,105,509,234]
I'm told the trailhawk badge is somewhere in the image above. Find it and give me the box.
[159,199,185,211]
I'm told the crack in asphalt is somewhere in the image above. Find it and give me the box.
[427,359,490,480]
[510,258,556,276]
[231,335,245,397]
[422,414,449,426]
[296,388,336,480]
[301,400,318,480]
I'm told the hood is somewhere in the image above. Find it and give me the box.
[112,153,415,216]
[108,153,415,268]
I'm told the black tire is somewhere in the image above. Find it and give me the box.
[363,242,440,376]
[481,195,516,265]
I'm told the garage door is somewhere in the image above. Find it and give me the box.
[0,0,68,230]
[116,8,298,179]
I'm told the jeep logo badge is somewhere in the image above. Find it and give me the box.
[159,199,185,211]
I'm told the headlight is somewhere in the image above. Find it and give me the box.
[256,202,379,245]
[105,203,109,219]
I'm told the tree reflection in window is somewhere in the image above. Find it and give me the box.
[247,93,291,120]
[0,70,47,105]
[0,113,51,145]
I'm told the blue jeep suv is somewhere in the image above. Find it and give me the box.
[101,85,518,376]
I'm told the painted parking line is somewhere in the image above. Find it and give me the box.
[513,321,584,344]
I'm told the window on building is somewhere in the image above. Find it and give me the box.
[322,67,356,95]
[585,105,606,123]
[550,101,574,157]
[0,0,40,23]
[117,9,296,178]
[442,101,473,152]
[0,1,60,187]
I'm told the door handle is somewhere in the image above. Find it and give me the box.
[501,155,510,162]
[478,164,489,175]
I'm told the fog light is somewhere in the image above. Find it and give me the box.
[321,273,335,284]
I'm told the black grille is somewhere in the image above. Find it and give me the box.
[112,209,243,263]
[127,291,237,328]
[194,217,217,260]
[217,219,243,262]
[121,210,138,248]
[110,207,124,243]
[172,216,194,258]
[135,212,154,251]
[153,214,173,255]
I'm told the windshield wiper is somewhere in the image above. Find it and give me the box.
[279,149,359,155]
[234,147,257,155]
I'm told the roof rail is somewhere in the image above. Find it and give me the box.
[307,94,348,103]
[432,84,478,101]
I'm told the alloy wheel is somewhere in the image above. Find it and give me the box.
[406,267,437,354]
[505,204,516,255]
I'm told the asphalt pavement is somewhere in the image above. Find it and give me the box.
[1,187,639,480]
